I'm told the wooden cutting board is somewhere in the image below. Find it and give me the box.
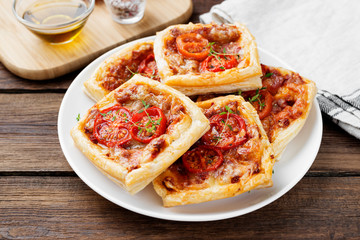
[0,0,192,80]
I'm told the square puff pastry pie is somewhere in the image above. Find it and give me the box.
[153,95,275,207]
[83,41,159,102]
[240,65,317,159]
[154,22,262,96]
[195,65,317,160]
[71,75,209,194]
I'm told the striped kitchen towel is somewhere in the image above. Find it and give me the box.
[200,0,360,139]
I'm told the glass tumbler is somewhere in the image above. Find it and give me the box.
[104,0,146,24]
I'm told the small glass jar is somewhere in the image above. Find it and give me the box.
[104,0,146,24]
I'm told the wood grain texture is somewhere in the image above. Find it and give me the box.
[0,63,75,91]
[0,94,71,171]
[310,115,360,174]
[0,176,359,239]
[0,94,359,173]
[0,0,193,80]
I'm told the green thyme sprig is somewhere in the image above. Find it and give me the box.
[262,72,274,79]
[126,66,138,79]
[126,66,157,80]
[207,42,241,70]
[213,105,235,145]
[248,87,267,110]
[131,100,162,135]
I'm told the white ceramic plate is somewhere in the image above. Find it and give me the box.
[58,36,323,222]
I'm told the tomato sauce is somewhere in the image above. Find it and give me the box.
[164,24,243,74]
[194,65,309,143]
[83,83,187,171]
[163,100,262,190]
[248,65,308,143]
[100,43,160,91]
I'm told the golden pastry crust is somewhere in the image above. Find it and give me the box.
[258,66,317,159]
[83,41,158,102]
[153,95,274,207]
[195,65,317,160]
[71,75,210,194]
[154,22,262,96]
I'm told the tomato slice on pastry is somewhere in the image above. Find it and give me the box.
[93,106,132,147]
[201,113,247,149]
[200,55,238,72]
[130,106,167,143]
[176,33,210,61]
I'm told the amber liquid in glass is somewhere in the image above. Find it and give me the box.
[22,1,88,44]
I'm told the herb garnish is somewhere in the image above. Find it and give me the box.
[126,66,138,79]
[76,113,81,121]
[248,87,267,110]
[126,66,157,80]
[262,72,274,78]
[207,42,241,70]
[213,105,235,145]
[130,100,162,135]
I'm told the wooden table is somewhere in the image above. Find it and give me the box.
[1,0,359,239]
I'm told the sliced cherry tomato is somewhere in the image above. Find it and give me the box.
[94,122,131,148]
[182,145,224,173]
[202,113,247,149]
[176,33,210,61]
[96,105,131,126]
[130,106,167,143]
[138,54,159,79]
[93,105,132,147]
[258,91,274,120]
[245,90,274,120]
[200,54,238,72]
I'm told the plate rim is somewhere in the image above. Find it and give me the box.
[58,36,323,222]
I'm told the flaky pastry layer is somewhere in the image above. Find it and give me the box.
[83,41,155,102]
[154,22,262,96]
[265,66,317,159]
[153,95,274,207]
[72,75,209,194]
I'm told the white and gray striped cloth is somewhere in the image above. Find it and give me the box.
[200,0,360,139]
[317,89,360,139]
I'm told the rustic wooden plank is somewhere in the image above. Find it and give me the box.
[0,93,71,171]
[0,176,359,239]
[0,63,75,91]
[310,115,360,174]
[0,93,359,172]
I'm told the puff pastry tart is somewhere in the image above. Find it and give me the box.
[242,65,317,159]
[153,22,262,96]
[83,41,159,101]
[153,95,274,207]
[196,65,317,159]
[71,75,209,194]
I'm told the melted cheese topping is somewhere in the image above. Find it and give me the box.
[194,65,310,143]
[256,65,308,143]
[83,83,188,172]
[163,100,263,191]
[99,43,159,91]
[163,24,244,75]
